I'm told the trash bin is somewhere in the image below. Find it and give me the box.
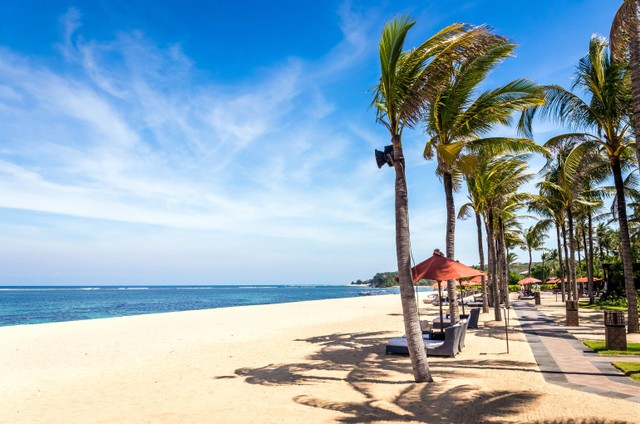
[534,292,541,306]
[604,310,627,351]
[566,300,579,326]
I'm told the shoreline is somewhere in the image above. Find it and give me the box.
[1,294,638,423]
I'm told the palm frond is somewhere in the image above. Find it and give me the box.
[458,203,473,220]
[468,137,548,157]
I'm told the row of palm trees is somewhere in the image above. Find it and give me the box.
[523,33,639,334]
[372,2,640,383]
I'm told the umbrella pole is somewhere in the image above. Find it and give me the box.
[438,280,444,333]
[460,283,465,316]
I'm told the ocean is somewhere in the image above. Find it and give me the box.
[0,285,405,327]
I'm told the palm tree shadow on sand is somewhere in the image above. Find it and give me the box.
[231,331,548,423]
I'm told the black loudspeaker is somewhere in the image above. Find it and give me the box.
[375,145,394,168]
[375,149,387,168]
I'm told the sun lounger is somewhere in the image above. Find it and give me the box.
[518,294,535,300]
[385,323,464,357]
[468,307,481,329]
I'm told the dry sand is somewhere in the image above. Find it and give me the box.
[1,293,638,423]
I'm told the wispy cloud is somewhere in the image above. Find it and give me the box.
[0,5,404,283]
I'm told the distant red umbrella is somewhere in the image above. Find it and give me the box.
[518,276,541,286]
[467,275,484,284]
[547,278,569,284]
[411,250,483,331]
[576,276,602,283]
[460,278,480,286]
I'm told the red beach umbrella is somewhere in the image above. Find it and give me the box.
[460,278,480,286]
[411,249,483,331]
[576,276,601,283]
[467,275,484,284]
[411,250,484,282]
[517,276,542,286]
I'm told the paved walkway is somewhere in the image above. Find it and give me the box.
[512,300,640,403]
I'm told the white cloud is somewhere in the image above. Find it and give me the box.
[0,5,414,284]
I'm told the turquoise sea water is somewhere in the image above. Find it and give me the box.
[0,285,405,327]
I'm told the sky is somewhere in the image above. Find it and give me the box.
[0,1,622,285]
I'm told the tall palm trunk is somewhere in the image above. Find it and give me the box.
[581,221,588,299]
[392,138,432,381]
[486,210,502,321]
[556,223,566,302]
[562,222,572,301]
[598,231,608,290]
[587,212,595,304]
[567,206,578,300]
[443,171,459,323]
[576,226,582,277]
[475,211,489,313]
[611,156,639,333]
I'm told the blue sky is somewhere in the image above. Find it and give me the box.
[0,1,621,285]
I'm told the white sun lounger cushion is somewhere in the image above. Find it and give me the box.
[386,337,444,349]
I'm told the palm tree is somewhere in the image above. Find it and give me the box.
[536,148,580,300]
[520,221,552,277]
[458,187,489,313]
[521,35,638,332]
[465,154,534,320]
[422,33,545,322]
[529,195,567,300]
[539,147,603,300]
[541,250,552,282]
[497,200,528,306]
[547,248,559,279]
[371,16,434,382]
[595,221,619,286]
[611,0,640,167]
[371,17,505,382]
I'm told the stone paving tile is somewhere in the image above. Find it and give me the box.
[512,300,640,403]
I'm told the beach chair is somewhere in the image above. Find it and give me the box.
[455,319,468,351]
[468,307,481,329]
[385,323,463,357]
[425,323,462,357]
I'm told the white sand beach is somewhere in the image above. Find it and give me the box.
[1,294,638,423]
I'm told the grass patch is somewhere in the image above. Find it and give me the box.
[582,340,640,355]
[612,362,640,382]
[578,302,628,311]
